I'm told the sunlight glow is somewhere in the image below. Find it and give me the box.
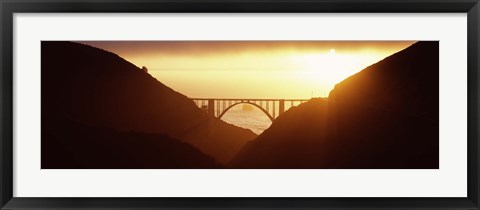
[80,41,415,98]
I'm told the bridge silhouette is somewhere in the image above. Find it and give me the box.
[191,98,311,121]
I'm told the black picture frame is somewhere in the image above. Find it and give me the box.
[1,0,479,209]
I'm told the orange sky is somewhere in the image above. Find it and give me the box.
[79,41,415,99]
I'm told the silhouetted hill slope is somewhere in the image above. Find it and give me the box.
[230,41,439,169]
[42,117,221,169]
[328,41,438,122]
[41,41,256,165]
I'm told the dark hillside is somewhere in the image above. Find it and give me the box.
[230,41,439,169]
[42,117,221,169]
[41,41,256,166]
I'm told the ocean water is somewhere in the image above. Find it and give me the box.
[194,101,303,135]
[220,106,272,135]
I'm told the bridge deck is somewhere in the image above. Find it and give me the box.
[190,98,325,120]
[191,98,320,101]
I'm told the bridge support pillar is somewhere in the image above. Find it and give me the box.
[279,99,285,115]
[208,99,215,117]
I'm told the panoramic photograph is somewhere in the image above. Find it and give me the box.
[41,41,439,169]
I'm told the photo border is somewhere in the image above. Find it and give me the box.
[1,0,479,209]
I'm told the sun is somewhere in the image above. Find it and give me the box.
[329,48,336,54]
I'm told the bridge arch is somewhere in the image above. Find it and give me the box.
[218,101,274,122]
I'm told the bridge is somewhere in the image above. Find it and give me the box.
[191,98,311,121]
